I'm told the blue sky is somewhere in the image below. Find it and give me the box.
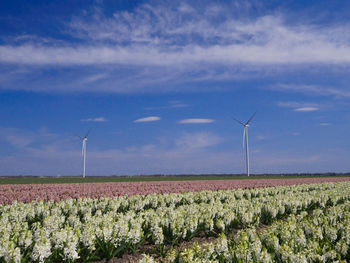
[0,0,350,176]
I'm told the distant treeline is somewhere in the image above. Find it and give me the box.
[1,172,349,178]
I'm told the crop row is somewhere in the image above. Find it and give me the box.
[1,177,350,204]
[1,182,350,262]
[160,199,350,263]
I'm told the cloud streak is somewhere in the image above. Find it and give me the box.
[178,118,215,124]
[272,84,350,98]
[1,2,350,94]
[293,107,319,112]
[276,101,320,112]
[5,135,32,148]
[134,116,161,123]
[2,32,350,66]
[1,7,350,65]
[81,117,108,122]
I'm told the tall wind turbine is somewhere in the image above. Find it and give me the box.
[233,112,256,176]
[78,129,91,178]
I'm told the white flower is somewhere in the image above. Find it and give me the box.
[325,226,338,242]
[139,254,155,263]
[63,241,80,261]
[31,236,51,263]
[215,233,228,255]
[215,219,225,232]
[151,225,164,245]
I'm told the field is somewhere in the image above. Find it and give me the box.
[1,176,350,204]
[1,177,350,262]
[1,174,348,185]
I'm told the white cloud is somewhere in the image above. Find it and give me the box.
[144,101,189,110]
[1,5,350,67]
[168,101,188,108]
[81,117,108,122]
[272,84,350,98]
[178,118,215,124]
[276,101,320,112]
[81,73,107,84]
[134,116,161,123]
[2,33,350,67]
[293,107,319,112]
[0,127,59,149]
[1,3,350,93]
[277,101,313,108]
[319,122,330,126]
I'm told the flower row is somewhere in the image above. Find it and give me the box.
[1,177,350,204]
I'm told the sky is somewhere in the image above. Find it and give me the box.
[0,0,350,176]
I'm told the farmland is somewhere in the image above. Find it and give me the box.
[1,174,348,185]
[1,176,350,204]
[1,178,350,262]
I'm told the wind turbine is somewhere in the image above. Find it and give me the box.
[233,112,256,176]
[78,129,91,178]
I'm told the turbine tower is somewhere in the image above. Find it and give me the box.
[233,112,256,176]
[78,129,91,178]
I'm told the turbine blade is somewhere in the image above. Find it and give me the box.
[85,128,92,138]
[246,112,257,125]
[233,117,245,126]
[74,134,83,140]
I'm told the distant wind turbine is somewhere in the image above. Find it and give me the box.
[77,129,91,178]
[233,112,256,176]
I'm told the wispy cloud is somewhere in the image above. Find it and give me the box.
[81,117,108,122]
[276,101,320,112]
[0,127,62,151]
[175,132,222,150]
[81,73,107,84]
[319,122,330,126]
[272,84,350,98]
[1,2,350,92]
[178,118,215,124]
[168,101,188,108]
[3,22,350,67]
[133,116,161,123]
[276,101,314,108]
[144,101,189,110]
[5,135,32,148]
[293,107,319,112]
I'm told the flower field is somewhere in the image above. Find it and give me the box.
[157,200,350,263]
[1,179,350,262]
[1,177,350,204]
